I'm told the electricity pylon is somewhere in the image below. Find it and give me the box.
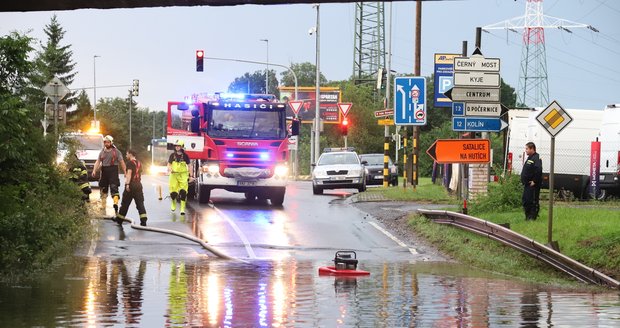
[483,0,597,108]
[353,2,385,87]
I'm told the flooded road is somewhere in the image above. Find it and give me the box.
[1,176,619,326]
[1,258,619,327]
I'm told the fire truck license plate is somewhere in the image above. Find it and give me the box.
[237,181,257,186]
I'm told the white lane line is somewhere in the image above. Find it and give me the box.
[368,221,418,255]
[211,204,257,259]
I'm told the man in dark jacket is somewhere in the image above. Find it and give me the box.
[116,149,148,226]
[521,142,543,220]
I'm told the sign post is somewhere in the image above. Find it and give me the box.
[42,77,70,136]
[536,100,572,250]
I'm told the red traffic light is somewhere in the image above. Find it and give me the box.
[196,50,204,58]
[340,118,349,136]
[342,118,349,126]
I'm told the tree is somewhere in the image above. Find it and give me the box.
[67,90,93,130]
[32,14,77,107]
[228,70,279,97]
[280,62,327,87]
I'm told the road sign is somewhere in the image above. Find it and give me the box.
[394,76,426,126]
[454,56,500,72]
[378,119,394,126]
[374,109,394,118]
[452,102,465,116]
[434,53,459,107]
[536,100,572,137]
[289,101,303,116]
[444,87,501,103]
[464,102,501,117]
[427,139,490,164]
[452,116,508,132]
[42,77,70,104]
[453,71,500,87]
[337,102,352,117]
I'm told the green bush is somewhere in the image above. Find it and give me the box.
[0,165,91,278]
[470,171,522,214]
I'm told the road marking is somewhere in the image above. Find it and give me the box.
[211,203,257,259]
[368,221,418,255]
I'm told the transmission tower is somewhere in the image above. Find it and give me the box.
[483,0,597,108]
[353,2,385,86]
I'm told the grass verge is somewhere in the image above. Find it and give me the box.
[366,177,458,203]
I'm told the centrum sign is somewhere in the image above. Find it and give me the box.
[426,139,490,164]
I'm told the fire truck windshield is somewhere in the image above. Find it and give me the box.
[208,108,286,140]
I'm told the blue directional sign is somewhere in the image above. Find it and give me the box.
[394,76,427,126]
[452,102,465,116]
[452,116,507,132]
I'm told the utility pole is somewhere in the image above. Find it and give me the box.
[412,0,422,188]
[313,4,321,164]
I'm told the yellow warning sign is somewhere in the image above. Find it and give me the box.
[536,100,573,137]
[543,109,565,129]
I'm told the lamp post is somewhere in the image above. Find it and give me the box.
[312,4,321,164]
[260,39,269,94]
[93,55,100,122]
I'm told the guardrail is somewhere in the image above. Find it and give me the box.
[417,209,619,289]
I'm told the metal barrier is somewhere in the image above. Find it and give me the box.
[417,209,619,289]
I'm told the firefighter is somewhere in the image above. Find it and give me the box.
[93,135,126,214]
[521,142,543,220]
[68,152,91,202]
[168,140,192,215]
[116,149,148,226]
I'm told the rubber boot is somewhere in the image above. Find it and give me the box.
[180,200,186,215]
[101,193,108,209]
[140,214,147,227]
[113,195,119,215]
[171,199,176,212]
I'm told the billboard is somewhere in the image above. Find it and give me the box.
[279,87,342,124]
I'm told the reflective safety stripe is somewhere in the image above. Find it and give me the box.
[79,183,90,189]
[116,214,125,219]
[139,213,148,218]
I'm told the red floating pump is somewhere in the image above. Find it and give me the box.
[318,251,370,276]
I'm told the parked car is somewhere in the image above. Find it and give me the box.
[57,132,104,181]
[359,153,399,186]
[312,149,366,195]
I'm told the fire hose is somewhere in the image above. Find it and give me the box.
[101,215,244,262]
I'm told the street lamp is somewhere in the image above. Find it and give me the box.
[93,55,100,122]
[310,4,321,165]
[260,39,269,93]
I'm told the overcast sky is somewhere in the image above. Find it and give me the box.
[1,0,618,113]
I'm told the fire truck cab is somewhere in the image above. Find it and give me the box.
[167,93,299,206]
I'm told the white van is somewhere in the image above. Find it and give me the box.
[506,107,604,199]
[598,104,620,198]
[57,133,104,181]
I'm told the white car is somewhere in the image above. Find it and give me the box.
[312,150,366,195]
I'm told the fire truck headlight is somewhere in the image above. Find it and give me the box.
[274,165,288,178]
[259,152,269,160]
[207,164,220,175]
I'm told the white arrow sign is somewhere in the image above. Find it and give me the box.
[396,84,406,120]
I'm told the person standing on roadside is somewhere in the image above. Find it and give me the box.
[116,149,148,226]
[168,140,192,215]
[93,135,126,214]
[521,142,543,220]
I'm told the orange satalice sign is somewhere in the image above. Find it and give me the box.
[426,139,490,164]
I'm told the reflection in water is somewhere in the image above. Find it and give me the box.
[1,258,619,327]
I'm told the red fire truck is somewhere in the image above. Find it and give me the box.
[166,93,298,206]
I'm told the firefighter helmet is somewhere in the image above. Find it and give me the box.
[174,140,184,148]
[103,135,114,143]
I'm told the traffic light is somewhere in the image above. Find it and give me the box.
[132,79,139,97]
[291,118,300,136]
[340,118,349,136]
[196,50,204,72]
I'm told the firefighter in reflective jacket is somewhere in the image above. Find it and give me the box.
[68,153,91,202]
[168,140,192,215]
[92,135,126,214]
[116,149,148,226]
